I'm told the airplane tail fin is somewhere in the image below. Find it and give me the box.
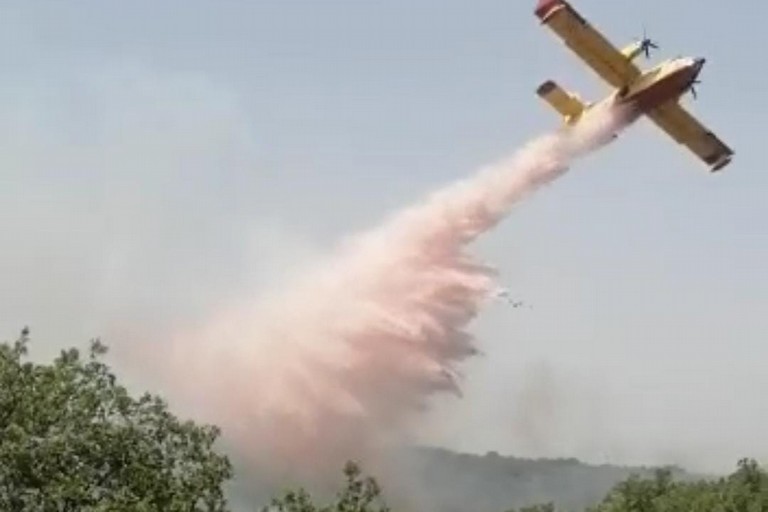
[536,80,586,125]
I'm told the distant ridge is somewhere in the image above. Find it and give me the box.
[229,446,700,512]
[382,447,696,512]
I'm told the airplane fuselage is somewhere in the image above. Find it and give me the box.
[617,57,705,112]
[584,57,705,127]
[572,58,706,148]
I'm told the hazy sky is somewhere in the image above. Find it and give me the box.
[0,0,764,474]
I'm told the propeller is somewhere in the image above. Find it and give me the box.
[637,26,659,59]
[690,79,701,100]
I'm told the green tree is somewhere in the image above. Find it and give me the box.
[506,461,768,512]
[588,468,676,512]
[507,504,555,512]
[719,458,768,512]
[265,461,389,512]
[588,460,768,512]
[0,328,233,511]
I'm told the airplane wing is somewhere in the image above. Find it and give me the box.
[647,101,734,171]
[535,0,640,88]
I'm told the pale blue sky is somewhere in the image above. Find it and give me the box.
[0,0,764,473]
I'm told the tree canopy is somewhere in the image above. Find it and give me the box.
[265,461,390,512]
[587,459,768,512]
[2,328,766,512]
[0,328,233,511]
[505,459,768,512]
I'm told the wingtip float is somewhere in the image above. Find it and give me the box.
[534,0,733,172]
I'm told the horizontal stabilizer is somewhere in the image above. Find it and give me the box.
[536,80,586,123]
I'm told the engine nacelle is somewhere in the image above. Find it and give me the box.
[621,41,645,62]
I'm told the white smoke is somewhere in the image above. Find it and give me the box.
[153,104,630,476]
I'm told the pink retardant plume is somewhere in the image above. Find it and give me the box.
[155,104,630,478]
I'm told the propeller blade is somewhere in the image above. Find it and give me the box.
[635,26,659,60]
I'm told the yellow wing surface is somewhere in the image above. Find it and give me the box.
[535,0,639,88]
[647,102,734,171]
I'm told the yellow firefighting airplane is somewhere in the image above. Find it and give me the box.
[534,0,734,171]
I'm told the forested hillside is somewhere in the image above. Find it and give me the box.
[380,448,693,512]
